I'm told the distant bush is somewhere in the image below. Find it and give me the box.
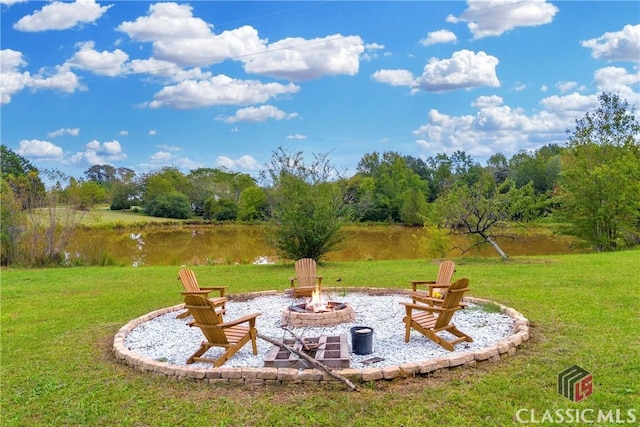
[145,191,191,219]
[203,198,238,221]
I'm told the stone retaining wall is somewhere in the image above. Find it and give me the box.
[112,288,530,386]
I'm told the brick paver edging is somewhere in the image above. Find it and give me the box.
[112,288,530,386]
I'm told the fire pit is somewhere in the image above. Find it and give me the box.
[282,285,355,328]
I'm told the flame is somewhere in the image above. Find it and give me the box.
[305,283,327,312]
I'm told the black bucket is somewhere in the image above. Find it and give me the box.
[350,326,374,355]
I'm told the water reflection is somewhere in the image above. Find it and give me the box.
[67,224,579,267]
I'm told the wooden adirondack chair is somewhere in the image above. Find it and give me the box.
[400,277,473,351]
[177,267,227,319]
[183,294,261,367]
[410,260,456,306]
[289,258,323,298]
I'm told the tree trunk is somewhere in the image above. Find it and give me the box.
[486,235,509,260]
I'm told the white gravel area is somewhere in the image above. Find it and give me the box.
[125,292,515,369]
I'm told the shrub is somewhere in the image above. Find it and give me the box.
[144,191,191,219]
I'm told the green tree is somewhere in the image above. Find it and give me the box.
[0,179,22,265]
[354,151,429,223]
[203,198,238,221]
[261,147,349,261]
[557,93,640,251]
[237,186,268,221]
[145,191,192,219]
[432,174,540,259]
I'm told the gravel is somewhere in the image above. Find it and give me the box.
[125,292,515,369]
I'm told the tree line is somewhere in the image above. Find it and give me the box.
[2,93,639,265]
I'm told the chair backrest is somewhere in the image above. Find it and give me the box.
[435,260,456,286]
[434,278,469,328]
[179,267,199,292]
[295,258,317,288]
[183,294,228,344]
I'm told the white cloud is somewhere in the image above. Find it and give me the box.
[220,105,298,123]
[16,139,64,160]
[414,50,500,92]
[413,92,599,160]
[0,0,28,6]
[146,74,300,109]
[0,49,30,104]
[116,3,263,68]
[287,133,307,140]
[373,50,500,93]
[216,155,261,171]
[420,29,457,46]
[372,69,415,87]
[149,151,172,163]
[556,81,578,93]
[149,130,157,136]
[471,95,503,109]
[13,0,112,32]
[582,24,640,62]
[0,49,84,104]
[242,34,365,81]
[592,66,640,100]
[74,139,127,165]
[119,130,129,136]
[48,128,80,138]
[157,144,180,152]
[448,0,558,39]
[67,41,129,77]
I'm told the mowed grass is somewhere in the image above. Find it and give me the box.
[1,251,639,426]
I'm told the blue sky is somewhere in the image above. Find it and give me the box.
[2,0,639,180]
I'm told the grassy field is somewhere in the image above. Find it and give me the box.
[1,251,639,426]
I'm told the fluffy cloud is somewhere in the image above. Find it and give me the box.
[372,69,415,87]
[448,0,558,39]
[48,128,80,138]
[16,139,64,160]
[216,155,261,171]
[592,66,640,100]
[13,0,112,32]
[0,49,30,104]
[146,75,300,109]
[373,50,499,93]
[116,3,264,68]
[67,41,129,77]
[582,24,640,62]
[219,105,298,123]
[413,92,599,159]
[242,34,365,81]
[420,29,457,46]
[415,50,500,92]
[0,49,84,104]
[287,133,307,140]
[74,139,127,165]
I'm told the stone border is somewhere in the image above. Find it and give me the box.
[113,288,530,385]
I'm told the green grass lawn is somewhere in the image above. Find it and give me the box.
[1,251,639,426]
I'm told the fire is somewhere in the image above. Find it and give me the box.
[305,283,327,312]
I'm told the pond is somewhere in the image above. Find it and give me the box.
[66,224,581,266]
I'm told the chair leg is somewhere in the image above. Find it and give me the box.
[176,309,190,319]
[187,341,212,364]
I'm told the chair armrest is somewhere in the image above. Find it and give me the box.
[180,290,214,296]
[219,312,261,328]
[199,286,227,297]
[400,302,461,316]
[410,280,436,291]
[410,292,444,304]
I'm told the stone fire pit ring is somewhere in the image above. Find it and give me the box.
[113,288,530,386]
